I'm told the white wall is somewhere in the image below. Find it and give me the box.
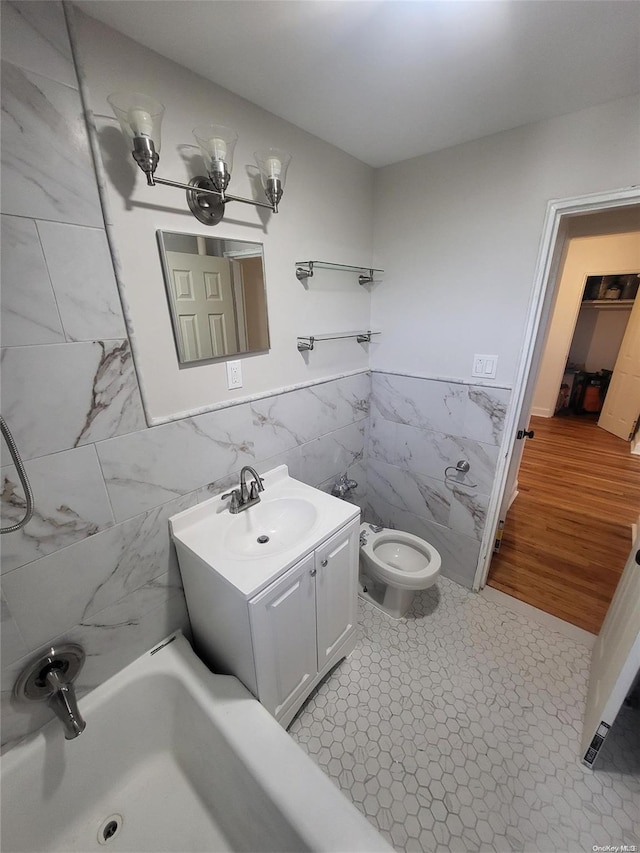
[371,95,640,388]
[533,230,640,415]
[75,12,375,423]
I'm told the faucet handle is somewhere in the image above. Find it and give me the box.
[249,480,261,501]
[221,489,241,513]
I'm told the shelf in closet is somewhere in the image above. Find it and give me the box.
[581,299,635,310]
[295,260,383,285]
[296,330,381,352]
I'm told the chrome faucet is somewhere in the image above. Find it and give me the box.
[14,644,86,739]
[331,473,358,499]
[222,465,265,514]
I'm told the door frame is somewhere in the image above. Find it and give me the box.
[473,186,640,591]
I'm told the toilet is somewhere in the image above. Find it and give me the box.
[358,522,441,618]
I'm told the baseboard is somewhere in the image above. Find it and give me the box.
[530,406,554,418]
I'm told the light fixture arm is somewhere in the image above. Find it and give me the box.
[151,175,274,208]
[147,174,276,227]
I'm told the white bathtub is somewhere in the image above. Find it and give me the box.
[1,632,391,853]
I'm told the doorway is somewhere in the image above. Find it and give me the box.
[486,412,640,633]
[474,191,640,600]
[485,222,640,632]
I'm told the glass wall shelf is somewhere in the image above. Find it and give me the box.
[297,330,381,352]
[295,260,383,285]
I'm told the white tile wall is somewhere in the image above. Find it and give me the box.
[0,0,511,752]
[0,215,65,346]
[0,1,367,749]
[365,371,509,587]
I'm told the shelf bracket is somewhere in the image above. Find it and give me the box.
[297,336,315,352]
[358,271,374,286]
[296,262,314,281]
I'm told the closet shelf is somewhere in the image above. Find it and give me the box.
[295,260,383,285]
[581,299,635,310]
[297,330,381,352]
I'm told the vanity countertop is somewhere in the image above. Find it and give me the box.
[169,465,360,598]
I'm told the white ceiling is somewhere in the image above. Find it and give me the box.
[75,0,640,168]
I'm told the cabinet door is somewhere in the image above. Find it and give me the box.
[315,520,359,669]
[249,553,318,719]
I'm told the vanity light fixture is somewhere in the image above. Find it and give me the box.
[108,91,291,226]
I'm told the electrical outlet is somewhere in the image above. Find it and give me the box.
[226,360,242,390]
[472,354,498,379]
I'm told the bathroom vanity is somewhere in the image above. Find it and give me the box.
[170,466,360,727]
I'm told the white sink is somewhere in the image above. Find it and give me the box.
[170,465,360,598]
[224,497,318,557]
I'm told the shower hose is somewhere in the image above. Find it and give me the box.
[0,415,34,534]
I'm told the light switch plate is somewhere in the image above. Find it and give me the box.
[472,354,498,379]
[226,360,243,389]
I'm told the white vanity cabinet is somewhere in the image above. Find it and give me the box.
[169,466,360,728]
[251,521,358,723]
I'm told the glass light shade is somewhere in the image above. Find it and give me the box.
[193,124,238,172]
[254,148,291,190]
[107,92,165,150]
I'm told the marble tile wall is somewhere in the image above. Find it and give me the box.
[0,0,510,753]
[0,2,370,751]
[364,371,510,588]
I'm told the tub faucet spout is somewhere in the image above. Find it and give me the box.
[46,668,86,739]
[14,643,87,740]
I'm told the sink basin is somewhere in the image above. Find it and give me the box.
[169,465,361,598]
[224,497,318,557]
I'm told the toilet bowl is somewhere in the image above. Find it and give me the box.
[359,523,441,618]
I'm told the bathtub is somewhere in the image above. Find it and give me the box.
[1,632,391,853]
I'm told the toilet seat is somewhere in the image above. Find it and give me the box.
[360,525,441,590]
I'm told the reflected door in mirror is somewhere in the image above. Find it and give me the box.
[158,231,270,365]
[166,251,238,360]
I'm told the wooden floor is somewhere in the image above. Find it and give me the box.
[487,414,640,634]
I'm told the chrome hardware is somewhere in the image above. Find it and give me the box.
[444,459,478,488]
[221,488,241,514]
[368,523,383,533]
[321,559,328,567]
[14,644,86,739]
[223,467,265,514]
[331,474,358,499]
[310,568,317,576]
[297,330,380,352]
[359,531,367,546]
[295,260,383,285]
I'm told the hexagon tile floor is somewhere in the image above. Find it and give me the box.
[288,577,640,853]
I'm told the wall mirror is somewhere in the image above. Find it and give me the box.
[157,231,270,364]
